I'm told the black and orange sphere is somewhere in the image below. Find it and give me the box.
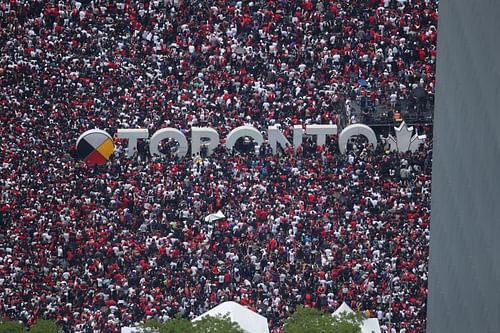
[76,129,115,165]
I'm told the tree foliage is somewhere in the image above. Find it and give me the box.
[29,319,59,333]
[159,316,194,333]
[282,306,362,333]
[0,320,58,333]
[142,319,165,330]
[139,315,245,333]
[0,321,24,333]
[192,315,245,333]
[331,312,364,333]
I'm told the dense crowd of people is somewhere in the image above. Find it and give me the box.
[1,0,437,332]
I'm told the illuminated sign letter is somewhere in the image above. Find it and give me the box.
[305,124,338,146]
[338,124,378,154]
[150,128,189,158]
[225,126,264,151]
[191,127,220,156]
[116,129,149,158]
[268,126,292,154]
[293,125,304,150]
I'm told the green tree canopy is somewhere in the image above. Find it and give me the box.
[139,315,245,333]
[29,319,58,333]
[0,319,58,333]
[282,306,362,333]
[192,315,245,333]
[0,321,24,333]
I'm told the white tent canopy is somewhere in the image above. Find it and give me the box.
[333,302,355,317]
[122,301,268,333]
[332,302,381,333]
[121,328,139,333]
[204,210,225,223]
[193,301,270,333]
[361,318,382,333]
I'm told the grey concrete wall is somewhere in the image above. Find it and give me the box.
[427,0,500,332]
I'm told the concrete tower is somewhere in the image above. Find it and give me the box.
[427,0,500,332]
